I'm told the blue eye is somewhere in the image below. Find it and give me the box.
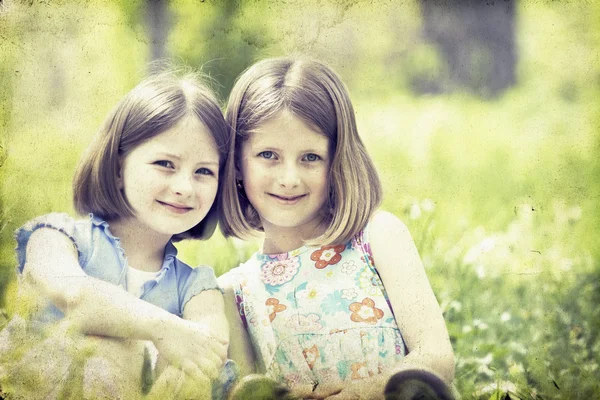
[303,153,321,162]
[154,160,174,168]
[196,168,215,176]
[258,151,275,159]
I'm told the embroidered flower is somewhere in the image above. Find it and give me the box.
[267,253,290,261]
[310,244,346,269]
[244,302,257,326]
[289,248,304,258]
[361,253,375,267]
[320,290,351,315]
[352,233,374,266]
[341,288,358,300]
[396,344,403,355]
[341,260,358,275]
[356,268,383,297]
[265,298,287,322]
[350,362,372,380]
[302,345,320,370]
[349,297,384,325]
[285,313,323,333]
[260,257,300,286]
[296,282,329,303]
[351,230,365,251]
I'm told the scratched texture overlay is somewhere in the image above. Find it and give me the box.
[0,0,599,398]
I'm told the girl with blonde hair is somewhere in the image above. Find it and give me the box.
[219,57,455,399]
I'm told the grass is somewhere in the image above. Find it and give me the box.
[1,1,598,397]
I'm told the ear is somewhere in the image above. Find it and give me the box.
[234,157,243,180]
[116,157,124,190]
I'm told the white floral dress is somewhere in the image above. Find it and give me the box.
[225,226,407,390]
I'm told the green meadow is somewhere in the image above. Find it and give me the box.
[1,1,598,398]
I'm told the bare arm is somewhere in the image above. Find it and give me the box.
[218,273,257,377]
[314,212,455,399]
[148,291,230,397]
[182,289,229,346]
[369,211,455,382]
[24,227,223,379]
[180,289,229,368]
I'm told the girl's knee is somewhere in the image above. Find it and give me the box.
[81,337,146,399]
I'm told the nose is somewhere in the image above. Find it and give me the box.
[170,172,194,196]
[277,162,301,188]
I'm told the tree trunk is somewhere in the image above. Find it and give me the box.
[146,0,170,66]
[420,0,516,97]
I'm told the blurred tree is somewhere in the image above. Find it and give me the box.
[184,0,256,100]
[121,0,256,99]
[146,0,171,66]
[419,0,516,97]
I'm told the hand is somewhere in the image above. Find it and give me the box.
[152,318,227,382]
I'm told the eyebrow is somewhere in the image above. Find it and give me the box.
[155,152,220,166]
[249,143,328,153]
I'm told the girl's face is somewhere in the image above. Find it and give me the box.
[119,115,220,237]
[240,110,331,237]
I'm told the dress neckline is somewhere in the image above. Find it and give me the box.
[255,244,313,261]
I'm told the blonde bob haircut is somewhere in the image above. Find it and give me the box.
[220,57,382,245]
[73,69,229,241]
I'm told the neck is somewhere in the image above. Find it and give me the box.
[107,217,171,272]
[261,217,328,254]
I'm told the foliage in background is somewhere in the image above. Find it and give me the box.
[0,0,598,398]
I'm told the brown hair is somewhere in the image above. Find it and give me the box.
[220,57,382,245]
[73,69,228,240]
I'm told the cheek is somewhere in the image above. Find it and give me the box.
[198,180,219,202]
[310,167,329,189]
[241,158,264,185]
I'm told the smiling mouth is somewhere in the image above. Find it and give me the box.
[157,200,193,214]
[269,194,307,204]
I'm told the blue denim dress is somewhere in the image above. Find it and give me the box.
[13,212,236,398]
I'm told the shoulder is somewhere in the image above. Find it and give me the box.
[16,212,83,239]
[369,210,409,232]
[176,261,223,313]
[15,213,96,272]
[217,257,258,292]
[170,256,193,274]
[16,212,112,246]
[367,210,412,242]
[173,259,219,288]
[365,210,417,265]
[217,266,243,292]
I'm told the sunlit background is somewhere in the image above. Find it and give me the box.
[1,0,598,398]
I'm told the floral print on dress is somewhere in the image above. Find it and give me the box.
[285,313,324,332]
[260,256,300,286]
[341,260,358,275]
[341,288,358,300]
[235,293,249,328]
[349,297,384,324]
[266,298,287,322]
[356,268,384,297]
[320,290,351,315]
[232,225,406,391]
[302,345,320,370]
[350,362,372,380]
[295,282,330,303]
[352,230,375,267]
[310,244,346,269]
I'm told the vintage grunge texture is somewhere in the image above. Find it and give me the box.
[1,0,599,398]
